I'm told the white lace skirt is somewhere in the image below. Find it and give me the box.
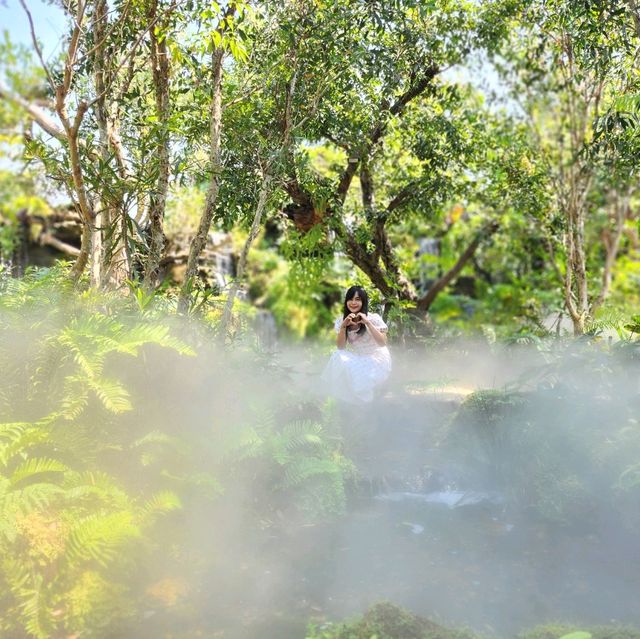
[322,347,391,403]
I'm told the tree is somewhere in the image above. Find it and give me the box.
[494,0,640,333]
[1,1,248,291]
[229,0,523,317]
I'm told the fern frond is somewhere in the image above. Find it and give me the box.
[9,458,68,487]
[131,430,188,453]
[86,377,132,414]
[184,472,222,499]
[60,376,89,419]
[139,490,182,525]
[270,421,326,464]
[57,325,107,378]
[3,483,65,517]
[217,425,264,462]
[281,457,342,488]
[17,573,51,639]
[117,324,195,357]
[62,471,132,510]
[586,310,627,335]
[67,512,141,567]
[0,421,34,443]
[0,425,51,467]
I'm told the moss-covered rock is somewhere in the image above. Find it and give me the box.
[308,609,640,639]
[520,624,640,639]
[306,602,477,639]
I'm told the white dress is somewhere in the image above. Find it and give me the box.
[322,312,392,403]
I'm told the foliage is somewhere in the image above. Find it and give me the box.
[308,611,640,639]
[0,266,361,634]
[0,274,194,636]
[521,625,640,639]
[215,397,354,520]
[306,602,478,639]
[443,341,640,526]
[2,1,640,336]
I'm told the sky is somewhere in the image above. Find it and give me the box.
[2,0,66,59]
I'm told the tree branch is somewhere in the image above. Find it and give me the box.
[62,0,87,97]
[39,232,81,257]
[591,188,630,313]
[86,0,178,111]
[360,163,374,215]
[0,82,66,140]
[385,179,424,217]
[336,67,439,203]
[416,221,499,312]
[77,0,134,67]
[372,218,417,300]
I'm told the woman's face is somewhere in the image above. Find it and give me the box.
[346,292,363,314]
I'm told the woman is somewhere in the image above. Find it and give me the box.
[322,285,391,403]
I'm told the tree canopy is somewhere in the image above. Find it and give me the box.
[2,0,640,336]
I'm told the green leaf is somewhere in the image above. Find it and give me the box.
[10,458,68,487]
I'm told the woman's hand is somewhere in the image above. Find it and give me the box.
[337,314,355,349]
[340,314,356,330]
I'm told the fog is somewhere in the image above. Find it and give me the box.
[2,310,640,639]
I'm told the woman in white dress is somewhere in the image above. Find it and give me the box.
[322,286,391,403]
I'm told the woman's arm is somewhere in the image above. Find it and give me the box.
[336,315,354,349]
[360,314,387,346]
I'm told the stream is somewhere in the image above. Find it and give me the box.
[132,389,640,639]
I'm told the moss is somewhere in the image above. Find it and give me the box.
[308,602,478,639]
[520,625,640,639]
[456,389,528,429]
[309,613,640,639]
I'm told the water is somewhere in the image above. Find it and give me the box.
[167,485,640,639]
[129,389,640,639]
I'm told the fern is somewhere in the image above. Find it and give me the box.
[61,471,133,510]
[67,512,141,568]
[2,483,65,520]
[18,576,50,639]
[585,310,628,339]
[131,430,185,449]
[270,420,327,465]
[115,323,195,357]
[216,425,264,462]
[281,457,343,487]
[235,411,352,519]
[9,458,68,487]
[86,377,132,413]
[0,270,225,636]
[139,490,182,525]
[0,422,52,467]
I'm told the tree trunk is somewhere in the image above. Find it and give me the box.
[562,170,592,335]
[143,0,172,290]
[340,230,407,300]
[178,46,225,312]
[417,222,499,312]
[62,116,100,285]
[91,0,131,289]
[72,218,92,282]
[592,188,631,313]
[219,175,273,339]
